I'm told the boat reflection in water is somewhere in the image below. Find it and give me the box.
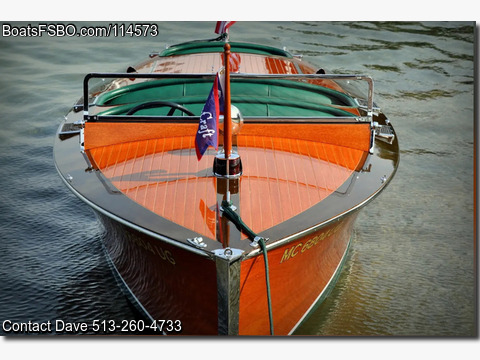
[54,23,399,335]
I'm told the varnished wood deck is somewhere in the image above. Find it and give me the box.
[109,51,347,95]
[151,53,298,75]
[86,122,370,240]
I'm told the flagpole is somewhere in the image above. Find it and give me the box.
[212,42,241,180]
[223,43,232,160]
[224,43,232,203]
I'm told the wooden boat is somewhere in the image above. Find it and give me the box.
[54,24,399,335]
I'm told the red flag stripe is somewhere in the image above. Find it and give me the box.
[215,21,236,34]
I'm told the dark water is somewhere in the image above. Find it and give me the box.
[0,21,476,342]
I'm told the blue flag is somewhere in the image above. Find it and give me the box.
[195,73,223,160]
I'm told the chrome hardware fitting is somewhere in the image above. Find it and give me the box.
[213,247,244,261]
[374,122,395,144]
[249,236,269,248]
[213,153,243,178]
[355,97,380,117]
[79,128,85,151]
[187,237,207,248]
[219,203,237,212]
[58,122,82,135]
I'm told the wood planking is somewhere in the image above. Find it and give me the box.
[88,134,366,240]
[152,53,298,75]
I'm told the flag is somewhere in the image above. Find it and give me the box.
[215,21,236,34]
[195,73,224,160]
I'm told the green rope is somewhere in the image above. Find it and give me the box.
[221,200,256,239]
[258,237,274,336]
[221,200,274,335]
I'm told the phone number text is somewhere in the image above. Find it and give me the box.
[92,319,182,333]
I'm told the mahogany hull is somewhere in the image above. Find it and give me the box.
[96,211,219,335]
[238,213,357,335]
[95,206,358,335]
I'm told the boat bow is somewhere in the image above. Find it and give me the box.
[54,35,399,335]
